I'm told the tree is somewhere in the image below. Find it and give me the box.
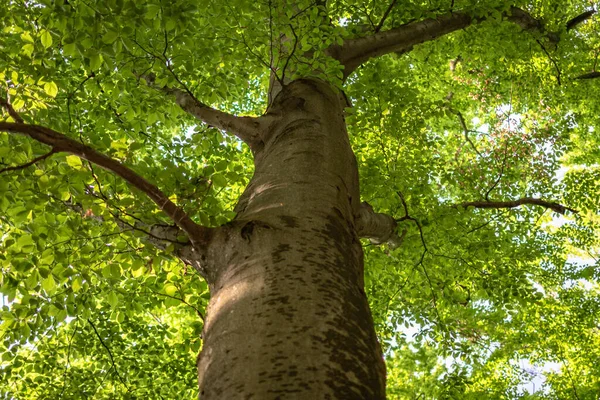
[1,0,599,398]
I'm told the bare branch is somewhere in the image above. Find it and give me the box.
[328,6,560,78]
[142,74,264,151]
[459,197,578,215]
[0,121,211,245]
[0,149,57,174]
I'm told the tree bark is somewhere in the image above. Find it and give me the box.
[198,79,386,399]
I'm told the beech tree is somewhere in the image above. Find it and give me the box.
[1,0,599,398]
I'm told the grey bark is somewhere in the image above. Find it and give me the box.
[198,79,386,399]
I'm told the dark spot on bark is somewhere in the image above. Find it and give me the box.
[279,215,299,228]
[265,295,290,306]
[272,243,291,263]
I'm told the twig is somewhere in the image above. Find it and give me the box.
[396,192,444,326]
[281,23,299,84]
[374,0,397,33]
[60,324,79,397]
[148,290,205,321]
[87,319,130,392]
[0,149,57,174]
[484,141,509,200]
[0,95,25,123]
[535,38,561,85]
[455,111,482,156]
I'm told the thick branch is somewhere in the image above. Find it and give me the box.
[329,11,474,78]
[330,6,558,77]
[0,121,211,245]
[460,197,578,215]
[566,10,596,31]
[356,202,406,248]
[575,71,600,80]
[143,75,263,150]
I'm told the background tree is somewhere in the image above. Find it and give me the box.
[1,0,599,398]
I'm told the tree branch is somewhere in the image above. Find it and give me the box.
[142,74,264,151]
[0,121,211,246]
[459,197,578,215]
[0,148,57,174]
[329,11,474,78]
[329,6,560,78]
[566,10,596,31]
[575,71,600,80]
[61,198,209,279]
[0,96,24,123]
[355,201,406,248]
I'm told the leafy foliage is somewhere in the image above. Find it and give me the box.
[1,0,599,398]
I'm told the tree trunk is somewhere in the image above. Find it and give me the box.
[198,79,386,399]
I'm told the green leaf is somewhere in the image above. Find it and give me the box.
[44,81,58,98]
[22,43,34,57]
[17,234,34,248]
[72,276,82,292]
[11,98,25,110]
[107,291,118,308]
[102,31,119,44]
[20,32,34,43]
[211,173,227,188]
[41,275,56,293]
[63,42,77,56]
[89,53,103,71]
[40,30,53,48]
[164,284,178,297]
[109,264,121,279]
[65,155,82,168]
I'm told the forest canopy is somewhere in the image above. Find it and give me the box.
[1,0,600,398]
